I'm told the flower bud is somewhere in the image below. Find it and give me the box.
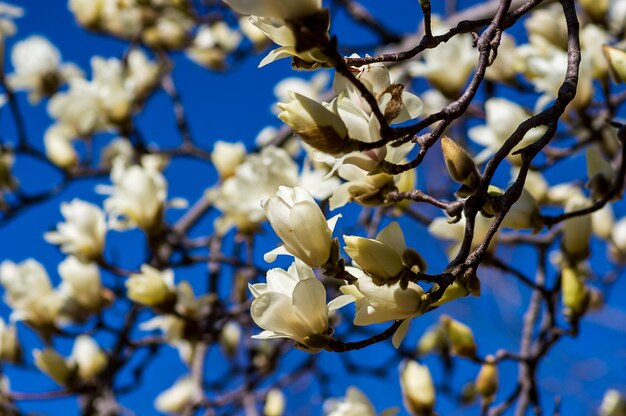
[264,388,286,416]
[0,318,21,363]
[277,92,348,155]
[475,356,499,400]
[34,348,72,386]
[400,360,435,416]
[126,265,175,307]
[211,141,246,179]
[441,137,480,192]
[562,195,592,261]
[69,0,103,29]
[440,315,477,358]
[44,124,78,170]
[502,189,543,232]
[262,186,336,267]
[70,335,107,381]
[219,321,241,357]
[604,46,626,84]
[343,222,407,285]
[561,266,589,317]
[417,325,448,356]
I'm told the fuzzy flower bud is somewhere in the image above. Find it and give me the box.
[475,356,499,400]
[441,137,480,194]
[440,315,477,358]
[400,360,435,416]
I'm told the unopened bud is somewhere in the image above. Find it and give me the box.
[604,46,626,84]
[219,321,242,357]
[561,267,589,317]
[440,315,477,358]
[417,325,448,356]
[400,360,436,416]
[264,388,286,416]
[441,137,480,192]
[475,356,499,400]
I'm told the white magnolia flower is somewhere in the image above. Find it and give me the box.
[611,217,626,262]
[124,49,160,98]
[155,377,201,414]
[341,267,424,348]
[0,318,21,363]
[98,159,168,231]
[43,124,79,169]
[142,9,192,50]
[400,361,435,416]
[428,212,496,260]
[48,79,108,137]
[562,195,592,260]
[69,335,108,381]
[262,186,339,267]
[100,137,135,168]
[408,16,477,97]
[485,33,519,84]
[0,259,62,328]
[298,158,341,200]
[44,199,106,261]
[344,222,407,284]
[58,256,109,313]
[211,141,246,179]
[273,71,329,113]
[8,35,81,103]
[250,261,352,351]
[324,386,397,416]
[126,265,175,307]
[239,16,269,49]
[225,0,321,20]
[186,22,242,69]
[599,389,626,416]
[68,0,103,28]
[208,146,299,234]
[524,4,567,49]
[468,98,546,163]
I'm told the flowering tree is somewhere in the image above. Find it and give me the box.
[0,0,626,415]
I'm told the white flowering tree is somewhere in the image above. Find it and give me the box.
[0,0,625,415]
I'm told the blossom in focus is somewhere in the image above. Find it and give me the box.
[249,261,352,351]
[126,265,176,307]
[262,186,340,267]
[154,377,201,414]
[344,222,418,285]
[44,199,106,262]
[340,267,424,347]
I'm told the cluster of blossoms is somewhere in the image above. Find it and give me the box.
[0,0,626,414]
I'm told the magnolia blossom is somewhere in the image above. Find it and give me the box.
[250,261,352,351]
[341,267,424,347]
[611,217,626,262]
[468,98,545,163]
[239,16,269,49]
[599,389,626,416]
[98,159,168,231]
[0,259,62,328]
[428,213,496,260]
[211,141,246,179]
[186,22,242,69]
[273,72,329,113]
[126,265,175,307]
[344,222,408,285]
[562,195,592,260]
[43,124,79,169]
[400,361,435,415]
[409,16,477,97]
[225,0,321,20]
[324,386,397,416]
[208,146,299,234]
[155,377,201,414]
[262,186,339,267]
[142,9,192,50]
[100,137,135,168]
[8,35,81,103]
[58,256,110,315]
[44,199,106,261]
[70,335,108,381]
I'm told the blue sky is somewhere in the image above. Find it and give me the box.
[1,0,625,415]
